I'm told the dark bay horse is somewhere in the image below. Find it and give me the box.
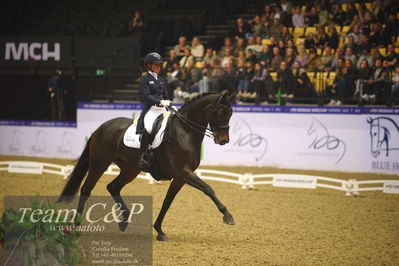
[59,91,236,241]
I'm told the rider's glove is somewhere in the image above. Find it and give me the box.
[171,105,178,112]
[160,100,171,107]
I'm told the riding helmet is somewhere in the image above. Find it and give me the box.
[144,52,163,67]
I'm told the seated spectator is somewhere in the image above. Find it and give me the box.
[314,26,329,48]
[327,58,345,105]
[343,36,358,54]
[284,47,297,67]
[251,62,270,101]
[347,24,362,45]
[236,50,246,64]
[349,15,362,28]
[185,60,203,94]
[277,61,295,102]
[207,58,223,92]
[270,18,283,41]
[280,26,293,44]
[234,38,246,57]
[263,4,274,22]
[167,63,184,99]
[259,45,273,68]
[370,47,383,62]
[383,44,398,71]
[203,48,218,67]
[304,32,316,49]
[355,59,373,104]
[332,4,346,25]
[327,26,339,50]
[253,36,264,56]
[292,61,314,101]
[344,47,358,65]
[368,23,383,48]
[335,59,357,105]
[245,49,258,65]
[316,5,330,27]
[317,46,334,72]
[191,37,205,60]
[280,0,293,14]
[237,62,255,99]
[278,40,287,57]
[179,48,194,68]
[295,46,309,67]
[370,0,384,23]
[260,18,272,39]
[390,65,399,104]
[291,6,304,27]
[174,36,190,59]
[286,40,297,52]
[219,37,236,57]
[269,46,283,71]
[356,35,372,56]
[232,17,250,41]
[222,61,238,94]
[356,48,374,69]
[245,36,257,53]
[164,49,180,73]
[304,7,319,26]
[250,15,265,37]
[331,48,344,70]
[345,3,357,25]
[362,58,388,104]
[303,48,319,71]
[382,12,399,46]
[221,48,234,68]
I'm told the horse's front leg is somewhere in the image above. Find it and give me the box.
[184,172,235,225]
[154,178,185,241]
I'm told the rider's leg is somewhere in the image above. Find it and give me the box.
[138,131,150,168]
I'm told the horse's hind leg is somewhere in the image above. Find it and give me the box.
[107,161,140,231]
[183,173,235,225]
[76,159,112,223]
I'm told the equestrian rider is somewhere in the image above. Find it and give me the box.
[136,52,171,168]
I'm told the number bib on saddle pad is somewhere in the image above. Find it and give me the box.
[123,107,171,149]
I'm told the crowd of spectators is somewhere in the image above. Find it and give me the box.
[163,0,399,106]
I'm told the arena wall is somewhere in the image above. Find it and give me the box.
[1,103,398,175]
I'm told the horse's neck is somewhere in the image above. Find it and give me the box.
[182,97,214,127]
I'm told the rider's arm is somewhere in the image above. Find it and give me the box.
[140,76,161,105]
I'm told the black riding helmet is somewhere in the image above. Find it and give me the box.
[144,52,163,69]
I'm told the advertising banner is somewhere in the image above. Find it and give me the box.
[1,104,398,174]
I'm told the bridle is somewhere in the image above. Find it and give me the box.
[171,95,232,138]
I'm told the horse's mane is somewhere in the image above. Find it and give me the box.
[178,93,218,112]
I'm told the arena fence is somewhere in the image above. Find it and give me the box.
[1,161,398,196]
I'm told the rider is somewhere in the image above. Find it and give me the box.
[136,52,171,168]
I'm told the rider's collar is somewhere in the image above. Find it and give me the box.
[149,71,158,80]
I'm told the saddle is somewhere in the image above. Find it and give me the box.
[123,112,172,181]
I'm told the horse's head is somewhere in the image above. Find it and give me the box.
[208,91,235,145]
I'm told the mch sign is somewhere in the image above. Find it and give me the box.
[5,42,60,61]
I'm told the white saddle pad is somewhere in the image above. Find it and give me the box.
[123,110,171,149]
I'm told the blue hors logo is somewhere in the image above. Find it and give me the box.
[367,117,399,158]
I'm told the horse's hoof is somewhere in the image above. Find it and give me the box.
[118,221,129,232]
[223,213,235,225]
[156,234,168,241]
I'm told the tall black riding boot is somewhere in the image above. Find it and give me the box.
[138,132,150,169]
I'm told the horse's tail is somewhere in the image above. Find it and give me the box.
[58,137,91,202]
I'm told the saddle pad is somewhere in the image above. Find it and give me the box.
[123,112,171,149]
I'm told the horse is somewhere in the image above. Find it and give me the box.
[367,116,399,158]
[59,91,236,241]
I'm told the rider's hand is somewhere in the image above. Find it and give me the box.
[171,105,178,112]
[160,100,171,107]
